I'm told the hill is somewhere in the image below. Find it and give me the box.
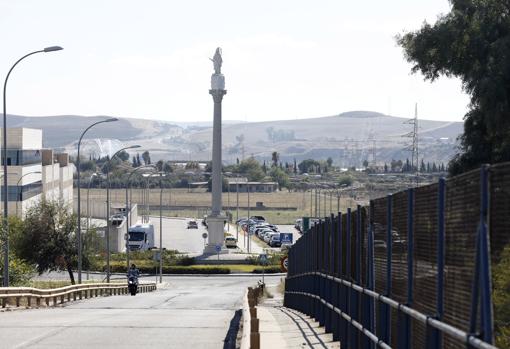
[5,111,462,166]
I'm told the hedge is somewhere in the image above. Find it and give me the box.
[106,262,230,274]
[252,266,283,274]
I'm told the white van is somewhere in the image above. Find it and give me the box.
[128,223,155,251]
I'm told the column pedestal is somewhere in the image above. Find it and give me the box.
[203,215,228,254]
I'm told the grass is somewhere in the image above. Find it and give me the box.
[79,188,356,224]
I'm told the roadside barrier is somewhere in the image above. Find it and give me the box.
[241,285,264,349]
[0,282,157,309]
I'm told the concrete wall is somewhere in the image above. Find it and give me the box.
[0,128,42,149]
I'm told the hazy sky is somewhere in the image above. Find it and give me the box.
[0,0,469,123]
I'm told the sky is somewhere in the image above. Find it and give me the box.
[0,0,469,123]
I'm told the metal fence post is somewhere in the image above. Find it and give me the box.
[399,188,414,349]
[432,178,446,348]
[469,165,494,344]
[366,201,375,349]
[338,212,346,344]
[379,194,392,344]
[346,208,352,348]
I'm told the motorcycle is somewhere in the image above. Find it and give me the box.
[127,274,138,296]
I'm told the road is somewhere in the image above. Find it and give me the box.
[151,216,206,254]
[0,275,283,349]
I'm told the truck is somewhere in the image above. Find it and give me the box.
[128,223,155,251]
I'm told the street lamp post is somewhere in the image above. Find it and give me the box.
[236,175,239,243]
[86,173,98,234]
[125,165,156,271]
[16,171,42,217]
[76,117,118,284]
[105,145,140,282]
[247,184,250,253]
[2,46,63,287]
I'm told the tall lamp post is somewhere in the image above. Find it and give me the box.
[125,165,156,270]
[86,173,98,233]
[148,172,165,283]
[2,46,63,287]
[15,171,42,217]
[76,117,118,284]
[105,145,140,282]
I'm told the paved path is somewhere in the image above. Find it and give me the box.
[0,275,281,349]
[258,284,340,348]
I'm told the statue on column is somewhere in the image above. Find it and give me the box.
[211,48,222,74]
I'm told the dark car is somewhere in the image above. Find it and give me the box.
[187,220,198,229]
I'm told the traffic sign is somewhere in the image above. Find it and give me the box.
[202,232,208,239]
[259,253,268,264]
[215,244,222,253]
[280,256,288,272]
[280,233,293,244]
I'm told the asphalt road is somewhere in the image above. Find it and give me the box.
[151,216,206,254]
[1,275,283,349]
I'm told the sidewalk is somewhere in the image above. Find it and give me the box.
[257,284,340,348]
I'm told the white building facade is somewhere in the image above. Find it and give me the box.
[0,128,74,217]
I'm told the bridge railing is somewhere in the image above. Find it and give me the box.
[284,164,507,349]
[0,281,157,308]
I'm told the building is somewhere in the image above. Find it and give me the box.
[226,177,278,193]
[0,128,73,217]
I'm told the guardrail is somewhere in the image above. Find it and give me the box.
[241,285,264,349]
[0,282,157,309]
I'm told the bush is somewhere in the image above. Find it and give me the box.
[494,245,510,348]
[252,266,282,274]
[106,261,229,274]
[0,255,35,286]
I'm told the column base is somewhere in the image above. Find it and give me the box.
[203,215,227,255]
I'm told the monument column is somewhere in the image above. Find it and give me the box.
[205,48,227,254]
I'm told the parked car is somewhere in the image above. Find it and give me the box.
[187,220,198,229]
[295,218,302,232]
[264,232,278,243]
[259,230,273,240]
[225,236,237,248]
[269,235,281,247]
[250,215,266,222]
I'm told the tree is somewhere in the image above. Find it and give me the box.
[117,150,129,162]
[142,151,151,165]
[398,0,510,175]
[384,163,388,173]
[269,166,290,189]
[132,156,138,168]
[163,162,173,173]
[420,159,426,172]
[237,158,265,181]
[262,160,267,174]
[12,201,78,284]
[136,153,141,167]
[271,152,279,167]
[293,158,297,174]
[362,160,369,168]
[327,157,333,168]
[298,159,320,174]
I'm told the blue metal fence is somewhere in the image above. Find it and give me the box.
[284,166,498,349]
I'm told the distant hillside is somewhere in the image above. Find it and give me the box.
[5,111,463,166]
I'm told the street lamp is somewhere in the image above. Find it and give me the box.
[147,172,166,283]
[16,171,42,217]
[105,145,141,282]
[125,165,156,270]
[86,173,98,234]
[76,117,118,284]
[2,46,63,287]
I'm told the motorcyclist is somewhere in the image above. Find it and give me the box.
[128,264,140,278]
